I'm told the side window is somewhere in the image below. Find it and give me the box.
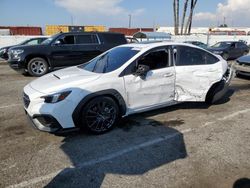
[63,35,75,44]
[137,48,170,70]
[26,39,39,45]
[76,35,98,44]
[55,35,75,45]
[175,46,219,66]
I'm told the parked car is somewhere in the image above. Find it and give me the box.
[207,41,249,60]
[0,37,47,60]
[234,55,250,76]
[184,41,207,49]
[126,36,139,43]
[8,32,127,76]
[23,42,233,134]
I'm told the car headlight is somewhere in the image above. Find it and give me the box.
[11,49,24,60]
[41,91,71,103]
[0,48,7,54]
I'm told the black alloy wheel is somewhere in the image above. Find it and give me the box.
[81,97,119,134]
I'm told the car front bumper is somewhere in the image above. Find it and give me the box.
[23,85,81,132]
[25,111,62,133]
[233,62,250,74]
[8,60,26,73]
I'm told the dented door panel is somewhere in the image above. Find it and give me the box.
[175,63,223,102]
[124,67,175,111]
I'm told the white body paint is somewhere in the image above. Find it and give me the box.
[23,42,229,131]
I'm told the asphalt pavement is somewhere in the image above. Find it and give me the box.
[0,62,250,188]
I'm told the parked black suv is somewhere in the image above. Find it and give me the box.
[207,41,249,60]
[0,37,47,60]
[8,32,127,76]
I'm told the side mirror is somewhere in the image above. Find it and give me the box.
[54,39,64,46]
[134,64,150,78]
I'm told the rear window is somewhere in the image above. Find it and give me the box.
[175,46,219,66]
[101,33,127,44]
[76,35,99,44]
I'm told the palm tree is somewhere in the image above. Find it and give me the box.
[173,0,180,35]
[180,0,189,35]
[184,0,198,34]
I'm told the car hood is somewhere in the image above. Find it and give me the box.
[10,44,48,50]
[0,45,14,50]
[237,55,250,65]
[28,66,101,94]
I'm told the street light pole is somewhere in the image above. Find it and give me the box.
[128,14,132,28]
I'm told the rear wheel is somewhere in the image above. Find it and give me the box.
[27,57,49,77]
[80,97,120,134]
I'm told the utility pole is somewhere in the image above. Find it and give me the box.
[71,15,74,25]
[128,14,132,28]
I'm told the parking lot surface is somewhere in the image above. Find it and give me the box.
[0,61,250,188]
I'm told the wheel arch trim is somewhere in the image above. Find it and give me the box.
[72,89,127,128]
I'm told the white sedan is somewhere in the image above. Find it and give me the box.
[23,42,233,134]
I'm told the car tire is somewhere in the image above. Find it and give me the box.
[205,82,222,105]
[80,96,120,134]
[222,53,229,60]
[27,57,49,77]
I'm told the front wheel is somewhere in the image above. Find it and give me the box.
[27,57,49,77]
[80,97,120,134]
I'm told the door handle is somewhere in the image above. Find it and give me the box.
[164,73,173,77]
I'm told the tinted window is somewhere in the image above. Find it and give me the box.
[175,46,219,66]
[76,35,98,44]
[238,42,247,48]
[138,48,170,70]
[79,47,139,73]
[101,33,127,44]
[63,35,75,44]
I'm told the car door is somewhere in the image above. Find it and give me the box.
[123,47,175,111]
[50,34,76,67]
[174,45,222,102]
[72,34,102,65]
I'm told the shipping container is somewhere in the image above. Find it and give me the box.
[45,25,69,36]
[68,26,84,32]
[0,26,42,35]
[109,28,154,36]
[0,29,10,35]
[84,25,106,32]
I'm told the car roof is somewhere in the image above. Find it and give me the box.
[120,41,200,50]
[61,32,124,35]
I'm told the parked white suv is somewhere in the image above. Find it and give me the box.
[23,42,233,134]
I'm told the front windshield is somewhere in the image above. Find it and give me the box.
[79,47,139,73]
[212,42,232,48]
[41,33,61,45]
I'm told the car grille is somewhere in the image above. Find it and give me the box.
[23,92,30,108]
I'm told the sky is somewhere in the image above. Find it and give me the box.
[0,0,250,28]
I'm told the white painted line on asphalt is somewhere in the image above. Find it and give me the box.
[7,108,250,188]
[218,108,250,121]
[0,104,22,109]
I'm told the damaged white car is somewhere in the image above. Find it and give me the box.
[23,42,233,134]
